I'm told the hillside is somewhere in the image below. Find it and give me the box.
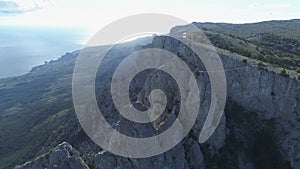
[0,20,299,169]
[192,19,300,73]
[0,52,77,168]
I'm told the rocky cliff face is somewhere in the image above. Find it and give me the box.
[16,35,300,169]
[139,36,300,168]
[221,49,300,168]
[16,142,88,169]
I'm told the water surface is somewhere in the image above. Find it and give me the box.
[0,26,87,78]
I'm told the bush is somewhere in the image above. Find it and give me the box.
[296,68,300,74]
[257,62,266,67]
[280,69,289,77]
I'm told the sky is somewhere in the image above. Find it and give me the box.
[0,0,299,35]
[0,0,299,77]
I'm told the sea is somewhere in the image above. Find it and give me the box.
[0,26,88,78]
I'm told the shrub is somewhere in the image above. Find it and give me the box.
[257,62,266,67]
[280,69,289,77]
[194,70,201,76]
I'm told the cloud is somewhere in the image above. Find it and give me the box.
[263,4,291,9]
[249,3,291,9]
[0,1,21,15]
[0,0,50,16]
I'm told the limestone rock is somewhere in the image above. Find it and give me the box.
[17,142,88,169]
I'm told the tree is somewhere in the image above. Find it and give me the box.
[280,69,289,77]
[257,62,266,67]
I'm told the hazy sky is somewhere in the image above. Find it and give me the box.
[0,0,299,77]
[0,0,299,34]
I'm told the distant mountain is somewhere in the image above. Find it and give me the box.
[195,19,300,40]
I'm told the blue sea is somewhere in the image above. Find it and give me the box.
[0,26,88,78]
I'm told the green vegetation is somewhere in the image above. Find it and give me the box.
[0,47,131,168]
[0,53,78,168]
[280,68,289,77]
[257,62,266,67]
[194,19,300,72]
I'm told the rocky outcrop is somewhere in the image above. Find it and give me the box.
[148,36,300,168]
[93,139,204,169]
[16,142,88,169]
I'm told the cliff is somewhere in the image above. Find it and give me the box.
[14,34,300,169]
